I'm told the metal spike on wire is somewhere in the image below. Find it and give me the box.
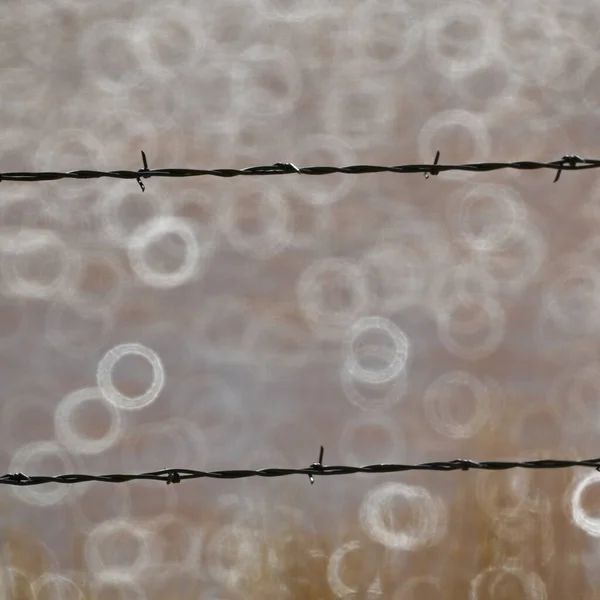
[2,448,600,487]
[0,151,596,190]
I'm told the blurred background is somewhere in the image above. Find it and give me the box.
[2,0,600,597]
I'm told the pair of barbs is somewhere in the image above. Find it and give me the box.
[136,150,150,192]
[553,154,584,182]
[309,445,325,485]
[424,150,441,179]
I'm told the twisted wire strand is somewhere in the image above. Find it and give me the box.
[0,152,595,189]
[3,449,600,487]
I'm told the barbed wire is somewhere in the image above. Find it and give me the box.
[3,447,600,487]
[0,152,595,191]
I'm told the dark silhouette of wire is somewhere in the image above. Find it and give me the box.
[0,151,594,190]
[2,447,600,487]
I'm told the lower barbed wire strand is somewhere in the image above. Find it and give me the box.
[2,456,600,487]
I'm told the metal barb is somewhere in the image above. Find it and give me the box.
[137,150,150,192]
[424,150,441,179]
[273,162,301,173]
[309,445,325,485]
[553,154,584,183]
[5,472,30,482]
[166,470,181,485]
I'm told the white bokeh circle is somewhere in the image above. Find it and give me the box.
[130,5,206,79]
[31,573,85,600]
[571,472,600,537]
[446,183,527,252]
[99,181,170,249]
[231,44,302,118]
[297,257,369,339]
[9,440,76,507]
[128,216,201,289]
[436,293,506,361]
[338,411,403,465]
[341,347,409,412]
[360,241,426,313]
[418,109,491,180]
[220,188,291,259]
[327,540,381,599]
[1,229,81,300]
[343,316,410,385]
[84,518,159,583]
[351,0,422,72]
[54,387,123,455]
[469,563,547,600]
[97,343,165,410]
[425,1,502,78]
[360,482,447,551]
[80,21,149,94]
[424,371,492,439]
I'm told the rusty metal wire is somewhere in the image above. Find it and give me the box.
[3,447,600,487]
[0,151,595,191]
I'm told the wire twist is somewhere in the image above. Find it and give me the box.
[0,152,595,190]
[3,449,600,487]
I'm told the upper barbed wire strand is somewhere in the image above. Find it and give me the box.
[0,153,596,187]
